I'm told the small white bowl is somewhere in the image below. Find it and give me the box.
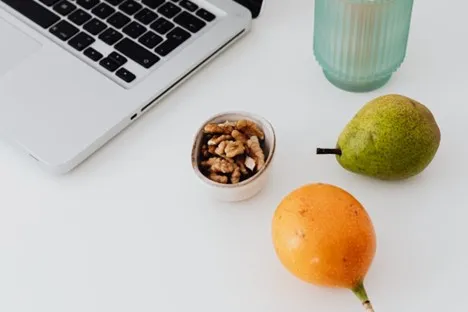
[191,111,276,202]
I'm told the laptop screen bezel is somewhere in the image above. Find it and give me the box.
[234,0,264,18]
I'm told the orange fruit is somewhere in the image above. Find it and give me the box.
[272,183,377,311]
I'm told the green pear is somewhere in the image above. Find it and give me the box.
[317,94,441,180]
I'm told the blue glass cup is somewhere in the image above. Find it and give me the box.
[313,0,414,92]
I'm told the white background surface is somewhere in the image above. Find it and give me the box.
[0,1,466,311]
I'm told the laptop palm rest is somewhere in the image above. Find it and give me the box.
[0,17,42,78]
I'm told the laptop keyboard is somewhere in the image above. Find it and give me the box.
[0,0,217,87]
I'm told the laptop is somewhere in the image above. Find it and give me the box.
[0,0,262,174]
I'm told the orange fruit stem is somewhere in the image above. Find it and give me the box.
[352,281,375,312]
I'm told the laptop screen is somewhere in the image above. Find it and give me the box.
[234,0,264,18]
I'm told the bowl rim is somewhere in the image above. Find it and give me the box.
[191,111,276,188]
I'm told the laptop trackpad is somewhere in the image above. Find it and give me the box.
[0,17,42,77]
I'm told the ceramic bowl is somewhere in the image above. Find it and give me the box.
[191,111,276,202]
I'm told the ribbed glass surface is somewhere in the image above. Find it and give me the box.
[313,0,414,92]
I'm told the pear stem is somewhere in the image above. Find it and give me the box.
[316,148,342,156]
[352,281,375,312]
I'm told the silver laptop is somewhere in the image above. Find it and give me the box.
[0,0,255,174]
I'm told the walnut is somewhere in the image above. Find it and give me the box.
[231,130,248,144]
[219,120,236,130]
[201,157,235,174]
[231,166,241,184]
[247,136,265,170]
[215,159,235,174]
[198,118,267,184]
[236,119,265,140]
[208,134,232,146]
[210,172,228,184]
[224,141,245,158]
[203,123,224,134]
[215,141,228,156]
[204,122,232,134]
[236,157,249,175]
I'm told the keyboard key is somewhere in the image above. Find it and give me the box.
[115,38,160,68]
[109,51,127,66]
[53,1,77,16]
[179,0,197,12]
[39,0,61,6]
[142,0,165,9]
[154,38,179,56]
[84,47,103,61]
[157,2,181,18]
[119,0,142,15]
[196,8,215,22]
[174,11,205,33]
[99,57,120,72]
[77,0,99,9]
[49,20,79,41]
[84,18,107,35]
[150,17,173,34]
[166,26,190,42]
[68,9,92,25]
[138,31,163,49]
[104,0,124,5]
[107,12,131,29]
[1,0,61,28]
[68,31,95,51]
[92,2,115,19]
[134,8,158,25]
[154,27,189,56]
[122,21,146,39]
[98,28,123,45]
[116,68,136,83]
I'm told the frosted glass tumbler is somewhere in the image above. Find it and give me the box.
[313,0,414,92]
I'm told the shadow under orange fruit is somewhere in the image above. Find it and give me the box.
[272,183,377,311]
